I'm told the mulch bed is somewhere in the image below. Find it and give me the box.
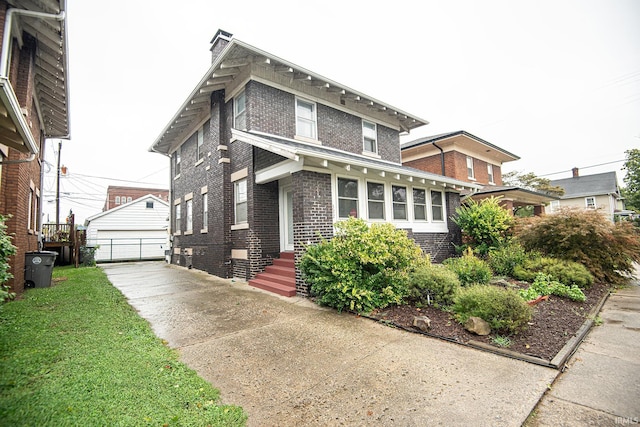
[369,281,611,362]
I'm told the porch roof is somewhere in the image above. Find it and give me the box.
[231,129,481,192]
[464,185,559,206]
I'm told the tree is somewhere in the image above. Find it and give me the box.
[622,148,640,212]
[452,197,514,256]
[502,171,565,197]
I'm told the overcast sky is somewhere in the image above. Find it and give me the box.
[43,0,640,223]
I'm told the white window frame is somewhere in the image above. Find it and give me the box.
[431,190,445,222]
[585,197,596,209]
[295,97,317,140]
[362,120,377,154]
[202,192,208,230]
[234,91,246,130]
[412,187,427,221]
[235,179,248,224]
[115,196,120,205]
[392,185,408,221]
[175,203,181,232]
[549,200,560,212]
[126,197,132,203]
[366,181,386,220]
[487,164,495,184]
[27,188,33,230]
[466,156,475,180]
[186,199,193,232]
[337,177,359,219]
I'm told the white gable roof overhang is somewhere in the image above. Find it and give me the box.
[232,129,480,192]
[150,37,429,156]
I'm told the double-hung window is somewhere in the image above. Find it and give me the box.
[202,193,208,229]
[186,200,193,232]
[175,149,181,176]
[466,156,475,179]
[175,204,181,231]
[413,188,427,221]
[367,182,385,220]
[296,98,317,139]
[337,177,358,218]
[235,179,248,224]
[115,196,120,205]
[585,197,596,209]
[487,164,494,184]
[362,120,377,154]
[431,190,444,221]
[27,189,33,230]
[234,91,246,130]
[392,185,407,220]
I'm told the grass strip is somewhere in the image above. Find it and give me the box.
[0,266,246,426]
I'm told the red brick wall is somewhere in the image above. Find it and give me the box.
[404,151,503,186]
[104,186,169,211]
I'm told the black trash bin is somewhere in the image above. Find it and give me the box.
[24,251,57,288]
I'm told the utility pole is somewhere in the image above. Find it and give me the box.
[56,140,61,224]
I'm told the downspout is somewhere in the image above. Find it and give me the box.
[433,141,445,175]
[0,8,67,157]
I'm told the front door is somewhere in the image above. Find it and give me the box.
[280,184,294,251]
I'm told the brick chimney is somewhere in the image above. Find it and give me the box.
[572,167,579,178]
[210,29,233,63]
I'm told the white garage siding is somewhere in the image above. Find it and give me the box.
[85,195,170,262]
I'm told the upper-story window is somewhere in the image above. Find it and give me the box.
[197,123,206,162]
[175,203,181,231]
[487,164,495,184]
[175,149,181,176]
[466,156,475,180]
[115,196,121,205]
[337,177,358,218]
[296,98,317,139]
[186,199,193,232]
[126,197,132,203]
[367,182,385,220]
[146,201,154,209]
[202,192,208,229]
[234,91,246,130]
[585,197,596,209]
[362,120,377,154]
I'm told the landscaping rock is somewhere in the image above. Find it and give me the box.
[464,316,491,335]
[412,316,431,332]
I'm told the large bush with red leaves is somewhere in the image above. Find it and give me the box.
[514,208,640,285]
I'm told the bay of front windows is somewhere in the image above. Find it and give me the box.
[337,177,445,224]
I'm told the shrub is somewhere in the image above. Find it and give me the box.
[442,250,492,286]
[452,285,533,334]
[0,214,17,303]
[487,240,527,277]
[518,273,586,303]
[299,217,424,314]
[514,208,640,285]
[452,197,514,256]
[512,255,594,288]
[407,262,461,306]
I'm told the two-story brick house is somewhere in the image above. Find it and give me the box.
[150,31,478,297]
[0,0,69,293]
[401,130,555,215]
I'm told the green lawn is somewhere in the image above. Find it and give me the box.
[0,266,246,426]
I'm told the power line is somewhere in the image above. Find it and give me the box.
[538,159,626,178]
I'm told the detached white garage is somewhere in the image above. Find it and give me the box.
[84,195,169,262]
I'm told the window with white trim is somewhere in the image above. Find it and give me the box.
[234,91,246,130]
[392,185,407,220]
[550,200,560,212]
[202,193,208,229]
[487,164,494,184]
[431,190,444,221]
[175,204,181,231]
[175,149,181,176]
[146,201,154,209]
[235,179,248,224]
[296,98,317,139]
[115,196,120,205]
[367,181,385,220]
[127,197,132,203]
[466,156,475,179]
[337,177,358,218]
[362,120,377,153]
[186,200,193,232]
[585,197,596,209]
[413,188,427,221]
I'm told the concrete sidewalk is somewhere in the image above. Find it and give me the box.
[103,261,557,426]
[528,282,640,426]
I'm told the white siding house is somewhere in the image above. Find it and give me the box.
[84,195,170,262]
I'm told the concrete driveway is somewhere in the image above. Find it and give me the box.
[102,261,557,427]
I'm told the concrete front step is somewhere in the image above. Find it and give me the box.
[248,278,296,297]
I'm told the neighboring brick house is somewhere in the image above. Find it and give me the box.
[149,30,478,297]
[401,130,556,215]
[549,168,625,222]
[0,1,69,293]
[103,185,169,211]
